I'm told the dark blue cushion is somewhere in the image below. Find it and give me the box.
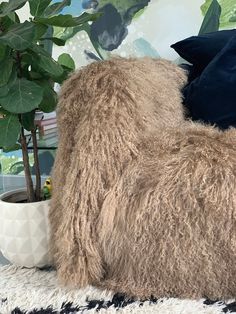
[171,30,236,70]
[183,34,236,129]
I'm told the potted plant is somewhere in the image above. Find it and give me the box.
[0,0,100,267]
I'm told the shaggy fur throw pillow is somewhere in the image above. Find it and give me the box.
[50,57,236,300]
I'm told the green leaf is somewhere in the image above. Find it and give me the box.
[0,64,17,96]
[21,52,34,65]
[0,57,13,86]
[50,66,68,84]
[54,23,89,41]
[40,25,53,54]
[201,0,236,29]
[39,95,57,112]
[29,0,52,17]
[7,64,17,86]
[0,78,44,114]
[37,81,58,112]
[6,11,16,22]
[8,160,25,174]
[199,0,221,34]
[0,85,9,97]
[44,0,71,16]
[0,44,7,60]
[0,45,6,59]
[0,0,27,16]
[29,44,64,81]
[22,111,36,131]
[58,53,75,70]
[0,15,15,30]
[3,143,21,153]
[34,23,48,40]
[29,40,51,57]
[29,71,44,80]
[0,114,21,147]
[14,12,20,23]
[0,106,9,115]
[38,54,64,77]
[35,12,102,27]
[0,2,7,12]
[0,21,36,51]
[41,36,66,46]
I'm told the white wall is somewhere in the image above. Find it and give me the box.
[17,2,30,21]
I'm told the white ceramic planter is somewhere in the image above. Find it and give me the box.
[0,189,51,268]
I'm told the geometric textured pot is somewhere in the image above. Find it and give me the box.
[0,189,52,268]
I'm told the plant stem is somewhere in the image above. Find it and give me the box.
[20,125,35,202]
[31,129,41,201]
[17,55,35,203]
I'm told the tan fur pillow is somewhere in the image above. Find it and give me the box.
[50,57,236,299]
[98,124,236,299]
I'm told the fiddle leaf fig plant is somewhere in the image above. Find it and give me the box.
[0,0,101,202]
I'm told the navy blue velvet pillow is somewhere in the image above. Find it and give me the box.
[171,30,236,71]
[183,34,236,130]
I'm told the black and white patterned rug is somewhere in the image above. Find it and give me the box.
[0,265,236,314]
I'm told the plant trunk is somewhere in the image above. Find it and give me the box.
[20,127,35,202]
[31,129,41,201]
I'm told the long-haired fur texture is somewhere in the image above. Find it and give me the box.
[49,57,236,300]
